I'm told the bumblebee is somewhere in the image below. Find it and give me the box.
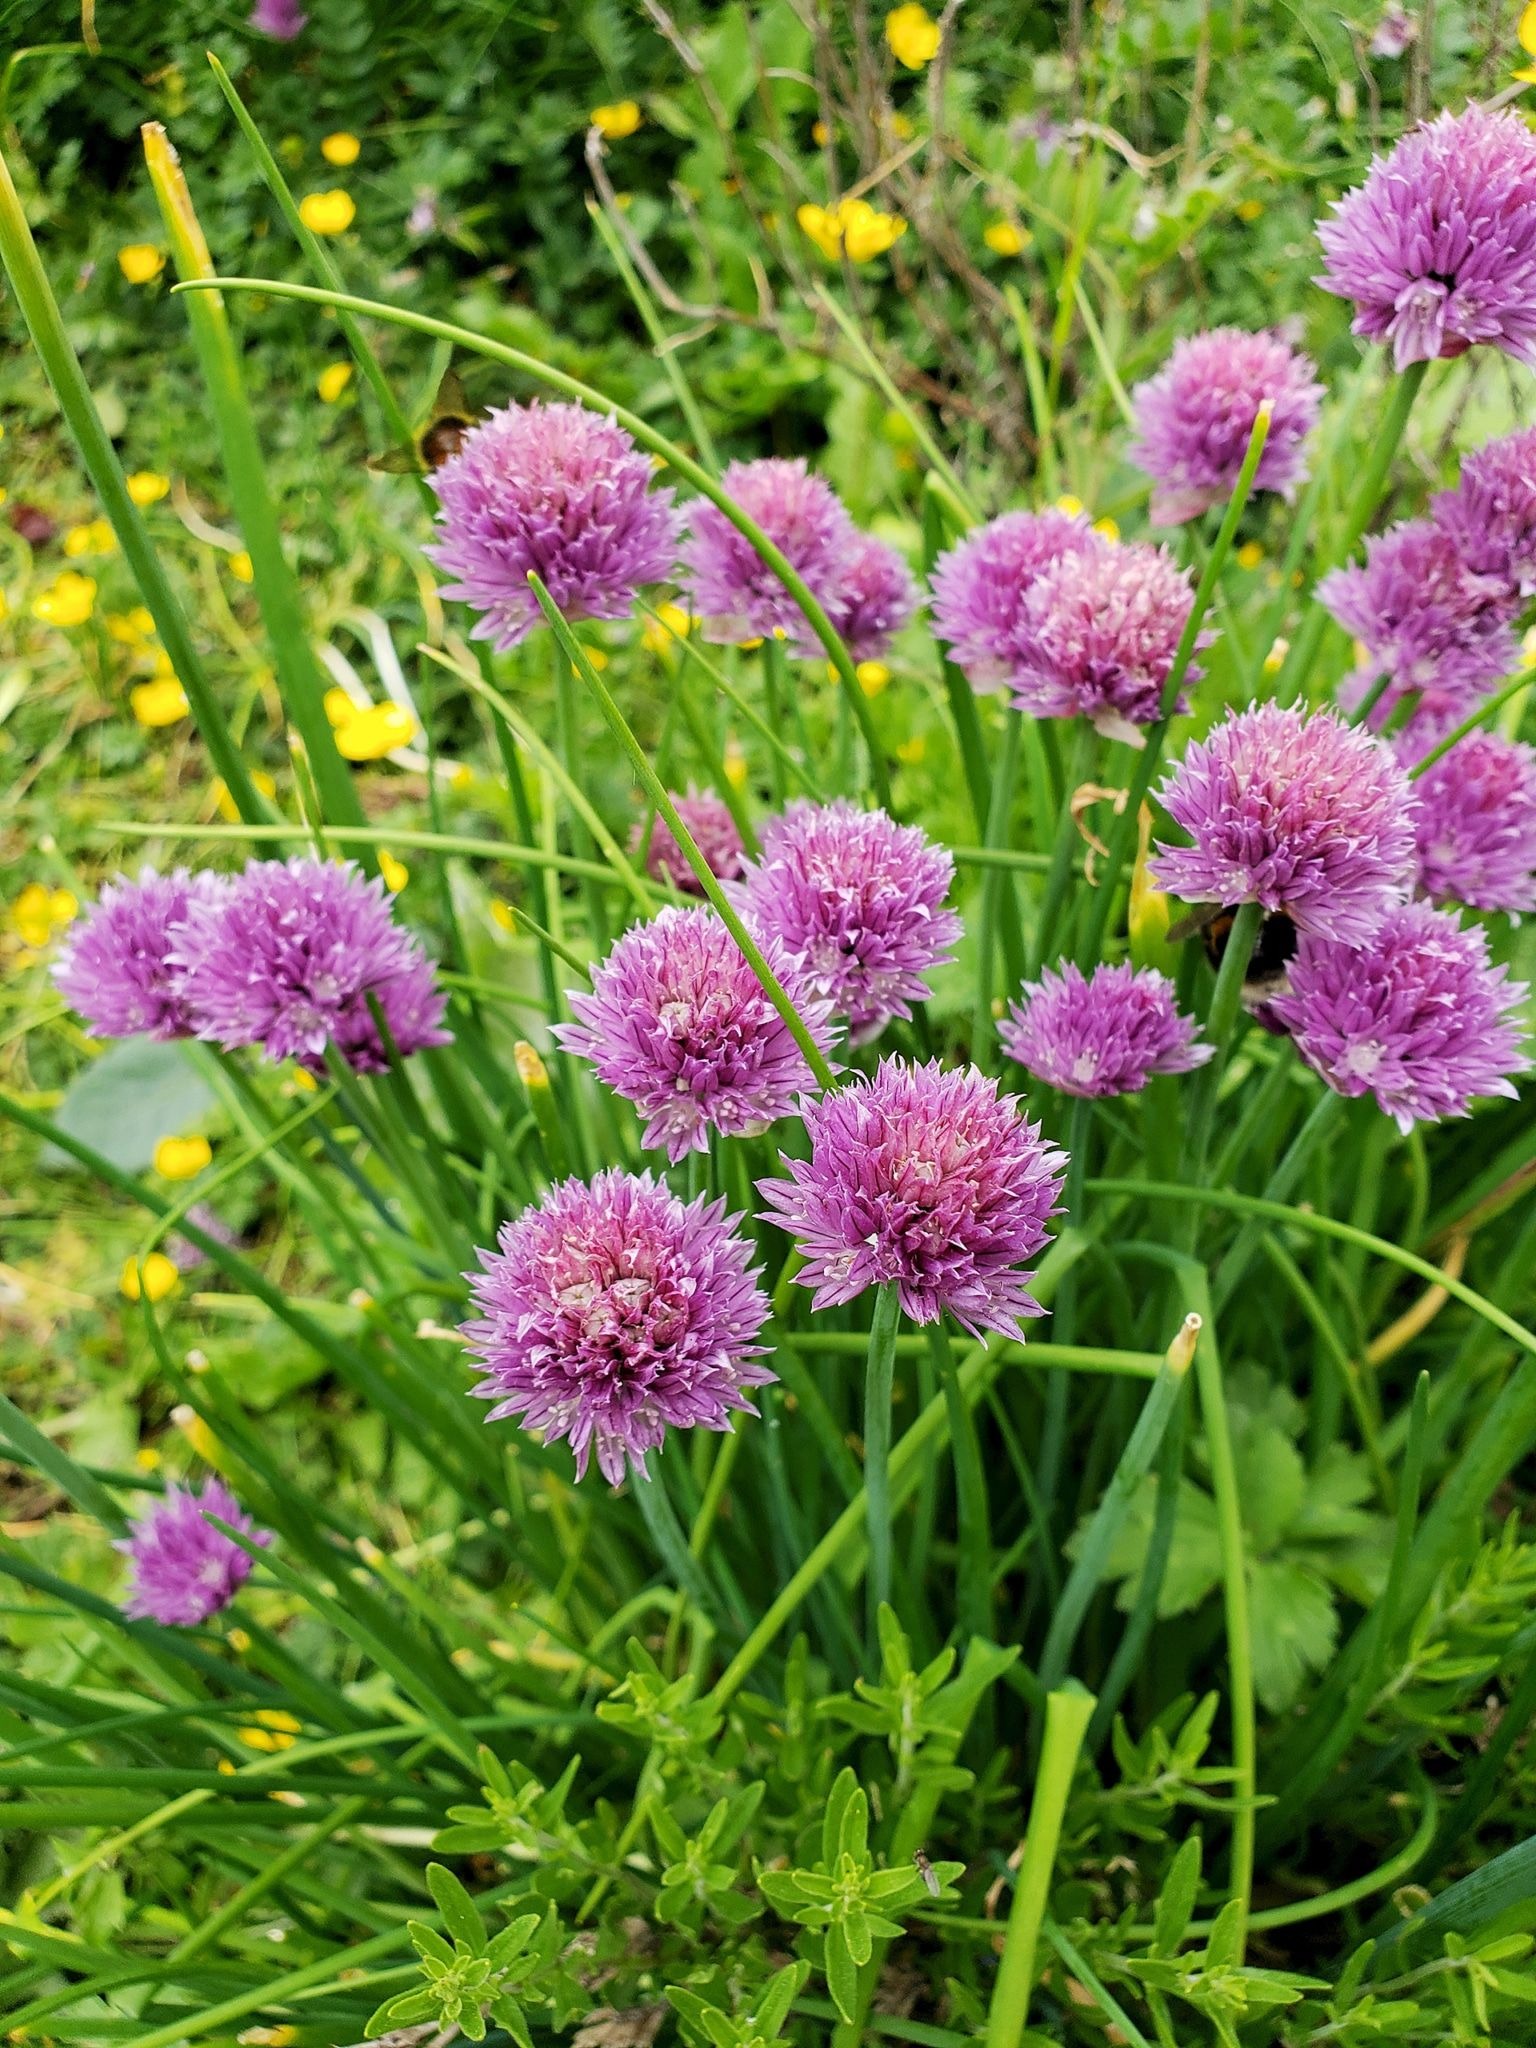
[1172,903,1298,1018]
[369,368,481,475]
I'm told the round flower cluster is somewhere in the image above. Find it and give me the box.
[1433,426,1536,590]
[758,1057,1067,1338]
[1317,103,1536,371]
[427,400,683,649]
[554,906,836,1161]
[1129,326,1324,525]
[732,799,962,1043]
[1001,962,1211,1098]
[1403,728,1536,916]
[117,1478,270,1628]
[463,1169,773,1484]
[56,859,449,1075]
[1271,902,1529,1133]
[929,508,1096,694]
[680,458,915,659]
[633,789,745,894]
[1152,703,1418,942]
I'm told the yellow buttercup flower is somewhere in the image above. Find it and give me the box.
[333,701,417,760]
[154,1134,213,1180]
[12,882,78,950]
[33,571,97,627]
[131,676,191,727]
[118,243,165,284]
[321,130,361,166]
[591,99,642,139]
[378,849,409,893]
[1236,540,1265,570]
[896,733,927,765]
[1092,516,1120,542]
[797,197,907,262]
[213,769,277,822]
[64,518,118,557]
[1236,197,1264,223]
[887,110,915,141]
[298,189,356,236]
[107,605,156,644]
[812,119,831,146]
[1521,0,1536,50]
[1054,493,1085,517]
[723,739,749,791]
[229,550,254,583]
[323,685,357,727]
[885,2,941,67]
[134,1445,162,1472]
[127,470,171,507]
[317,361,353,403]
[490,899,517,933]
[856,659,891,697]
[642,602,693,654]
[120,1252,179,1303]
[984,220,1029,257]
[239,1709,301,1753]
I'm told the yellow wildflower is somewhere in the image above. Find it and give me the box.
[1054,493,1085,517]
[591,99,643,139]
[1092,516,1120,542]
[118,243,165,284]
[107,605,156,644]
[13,883,77,949]
[333,701,417,760]
[317,361,353,403]
[239,1709,301,1753]
[1236,197,1264,223]
[120,1253,179,1303]
[641,602,693,654]
[378,849,409,893]
[323,685,357,727]
[134,1445,162,1471]
[1517,1,1536,76]
[229,550,254,583]
[984,220,1029,257]
[153,1134,213,1180]
[490,899,517,933]
[32,571,97,627]
[126,471,171,507]
[885,2,941,68]
[812,119,831,145]
[1522,625,1536,670]
[131,675,190,727]
[887,110,915,141]
[797,197,907,262]
[320,131,361,166]
[1236,540,1265,571]
[228,1627,252,1652]
[298,189,356,236]
[723,739,749,791]
[213,769,277,822]
[856,659,891,697]
[572,644,609,673]
[64,518,117,558]
[896,734,927,765]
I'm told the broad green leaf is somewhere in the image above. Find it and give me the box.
[1247,1559,1339,1713]
[43,1036,216,1176]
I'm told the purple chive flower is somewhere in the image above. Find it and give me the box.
[172,857,450,1075]
[633,789,745,894]
[732,799,962,1044]
[248,0,307,37]
[426,401,682,650]
[553,906,835,1162]
[1316,104,1536,371]
[1270,901,1529,1132]
[1402,728,1536,915]
[680,457,856,652]
[1318,519,1519,725]
[929,508,1095,693]
[116,1478,270,1627]
[758,1057,1067,1337]
[1008,537,1204,739]
[463,1168,773,1484]
[1152,702,1419,943]
[828,532,919,662]
[53,868,227,1041]
[1432,426,1536,589]
[1129,327,1324,526]
[999,962,1212,1097]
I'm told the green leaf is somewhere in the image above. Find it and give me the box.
[426,1863,486,1952]
[1247,1559,1339,1713]
[42,1037,216,1176]
[1231,1417,1307,1554]
[824,1926,862,2023]
[1205,1896,1246,1971]
[1153,1835,1202,1956]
